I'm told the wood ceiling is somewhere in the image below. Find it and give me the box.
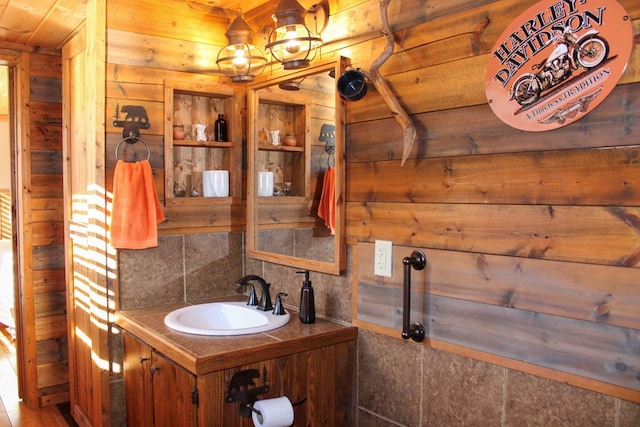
[0,0,278,51]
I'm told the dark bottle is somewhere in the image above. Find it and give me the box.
[214,114,227,142]
[297,270,315,324]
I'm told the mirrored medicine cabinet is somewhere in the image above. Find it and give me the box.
[247,57,347,275]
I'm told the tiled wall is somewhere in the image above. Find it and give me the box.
[357,329,640,426]
[117,232,245,310]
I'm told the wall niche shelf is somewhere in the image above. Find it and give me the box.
[163,80,242,207]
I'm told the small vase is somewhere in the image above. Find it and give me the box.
[283,134,297,146]
[173,124,186,140]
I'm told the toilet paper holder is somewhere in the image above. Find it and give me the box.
[226,368,270,418]
[226,368,308,418]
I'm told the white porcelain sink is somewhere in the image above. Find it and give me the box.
[164,301,290,336]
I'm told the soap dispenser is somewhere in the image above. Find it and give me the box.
[297,270,315,324]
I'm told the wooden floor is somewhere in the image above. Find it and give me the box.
[0,325,71,427]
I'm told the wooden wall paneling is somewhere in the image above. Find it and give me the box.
[30,149,64,174]
[429,296,640,394]
[346,83,640,162]
[106,0,229,46]
[35,314,67,341]
[32,268,66,294]
[28,53,62,79]
[30,174,63,198]
[31,221,64,246]
[106,29,222,73]
[347,146,640,206]
[30,77,62,103]
[14,48,70,409]
[16,50,39,408]
[37,337,69,365]
[29,122,62,150]
[105,63,227,87]
[35,292,67,317]
[159,203,246,234]
[347,202,640,267]
[106,80,164,103]
[37,361,69,389]
[357,242,640,331]
[30,198,64,222]
[63,0,111,423]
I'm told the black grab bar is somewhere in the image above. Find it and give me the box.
[402,250,427,342]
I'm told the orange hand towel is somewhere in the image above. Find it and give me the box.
[111,159,165,249]
[317,166,336,235]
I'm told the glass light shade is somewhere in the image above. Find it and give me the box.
[217,43,267,83]
[266,0,322,70]
[217,11,267,83]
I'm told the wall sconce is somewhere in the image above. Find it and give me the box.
[217,10,268,83]
[265,0,324,70]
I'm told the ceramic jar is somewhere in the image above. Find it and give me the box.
[283,134,297,146]
[173,124,186,140]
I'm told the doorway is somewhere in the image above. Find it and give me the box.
[0,63,19,420]
[0,65,15,344]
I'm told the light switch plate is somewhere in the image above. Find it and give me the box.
[374,240,393,277]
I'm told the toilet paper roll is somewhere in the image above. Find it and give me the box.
[251,396,294,427]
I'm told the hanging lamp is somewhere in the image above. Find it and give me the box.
[217,10,267,83]
[265,0,322,70]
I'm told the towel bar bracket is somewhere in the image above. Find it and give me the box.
[402,250,426,342]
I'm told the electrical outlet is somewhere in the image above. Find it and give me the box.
[374,240,393,277]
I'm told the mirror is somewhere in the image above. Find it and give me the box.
[247,57,346,275]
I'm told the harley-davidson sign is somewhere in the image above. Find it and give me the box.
[485,0,633,131]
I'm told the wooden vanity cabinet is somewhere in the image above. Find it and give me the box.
[121,330,356,426]
[123,332,198,426]
[198,341,355,426]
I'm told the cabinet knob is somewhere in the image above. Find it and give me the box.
[151,365,160,374]
[139,357,149,364]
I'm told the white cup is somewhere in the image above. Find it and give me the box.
[202,170,229,197]
[258,171,274,197]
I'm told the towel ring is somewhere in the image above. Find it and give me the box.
[115,132,151,162]
[319,146,335,169]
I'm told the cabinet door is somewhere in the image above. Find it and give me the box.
[151,351,198,427]
[123,332,154,427]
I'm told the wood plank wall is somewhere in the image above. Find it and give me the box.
[345,0,640,401]
[20,52,68,406]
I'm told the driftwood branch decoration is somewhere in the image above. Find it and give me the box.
[360,0,417,166]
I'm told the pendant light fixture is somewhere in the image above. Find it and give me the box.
[265,0,323,70]
[217,10,268,83]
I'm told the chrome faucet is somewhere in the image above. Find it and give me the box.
[236,275,273,312]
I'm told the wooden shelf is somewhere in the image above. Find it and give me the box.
[172,139,234,148]
[164,80,242,207]
[258,144,304,152]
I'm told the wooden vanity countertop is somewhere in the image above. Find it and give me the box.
[115,298,358,376]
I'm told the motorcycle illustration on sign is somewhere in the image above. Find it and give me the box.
[484,0,632,132]
[510,27,609,106]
